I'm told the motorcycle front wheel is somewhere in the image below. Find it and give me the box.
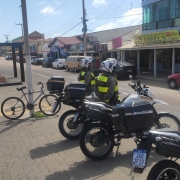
[147,160,180,180]
[79,123,114,160]
[58,110,85,140]
[155,113,180,132]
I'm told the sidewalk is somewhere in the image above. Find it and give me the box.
[136,70,169,82]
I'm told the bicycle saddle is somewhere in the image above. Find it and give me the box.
[16,86,26,91]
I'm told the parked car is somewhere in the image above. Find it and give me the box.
[167,73,180,89]
[16,56,26,63]
[31,58,44,65]
[92,59,136,79]
[42,57,55,68]
[52,58,66,69]
[5,56,13,60]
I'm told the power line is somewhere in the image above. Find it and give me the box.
[29,0,70,24]
[41,1,141,36]
[90,13,142,21]
[59,21,82,36]
[28,0,54,20]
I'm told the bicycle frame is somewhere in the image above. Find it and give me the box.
[20,89,45,105]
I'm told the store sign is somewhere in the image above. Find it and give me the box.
[94,44,107,52]
[133,30,180,44]
[112,37,122,49]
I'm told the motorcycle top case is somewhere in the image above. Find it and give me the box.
[112,101,154,132]
[47,76,65,93]
[64,81,86,99]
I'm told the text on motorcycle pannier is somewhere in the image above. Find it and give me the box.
[112,101,154,131]
[64,81,86,99]
[47,76,65,93]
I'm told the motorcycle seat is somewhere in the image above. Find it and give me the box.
[96,102,114,109]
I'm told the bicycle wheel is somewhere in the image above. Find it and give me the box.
[39,94,61,116]
[1,97,25,120]
[156,113,180,132]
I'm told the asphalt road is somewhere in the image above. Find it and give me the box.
[0,57,180,180]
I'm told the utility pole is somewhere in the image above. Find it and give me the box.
[15,23,24,40]
[82,0,87,56]
[4,35,10,42]
[21,0,34,117]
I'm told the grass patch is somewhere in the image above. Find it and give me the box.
[33,111,46,118]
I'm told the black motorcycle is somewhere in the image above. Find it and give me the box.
[131,128,180,180]
[59,79,180,141]
[79,92,180,160]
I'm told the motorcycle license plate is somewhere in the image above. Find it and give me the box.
[73,112,79,122]
[132,149,147,168]
[52,102,57,112]
[127,70,132,72]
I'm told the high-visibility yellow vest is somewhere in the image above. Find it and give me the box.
[79,70,96,86]
[97,75,119,102]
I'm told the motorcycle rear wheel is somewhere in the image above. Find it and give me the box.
[79,123,114,160]
[59,110,85,140]
[147,160,180,180]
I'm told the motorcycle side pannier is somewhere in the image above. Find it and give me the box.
[64,81,86,99]
[112,101,154,132]
[156,141,180,158]
[47,76,65,93]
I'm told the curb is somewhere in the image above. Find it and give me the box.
[0,82,22,87]
[136,76,166,82]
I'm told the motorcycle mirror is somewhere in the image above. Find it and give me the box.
[129,75,133,80]
[137,79,141,86]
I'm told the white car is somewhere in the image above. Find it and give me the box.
[52,58,66,69]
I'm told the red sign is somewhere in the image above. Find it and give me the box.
[112,37,122,49]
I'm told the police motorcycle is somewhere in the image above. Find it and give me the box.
[79,79,180,160]
[58,76,180,140]
[131,128,180,180]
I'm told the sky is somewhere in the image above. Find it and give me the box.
[0,0,142,42]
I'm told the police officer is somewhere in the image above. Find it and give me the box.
[95,59,120,105]
[78,57,96,95]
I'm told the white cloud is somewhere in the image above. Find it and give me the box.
[94,8,142,32]
[92,0,107,7]
[40,6,60,15]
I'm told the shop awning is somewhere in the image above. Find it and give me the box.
[110,41,180,51]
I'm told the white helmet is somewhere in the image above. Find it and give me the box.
[80,57,93,68]
[100,59,118,73]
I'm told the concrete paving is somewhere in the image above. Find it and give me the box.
[0,57,180,180]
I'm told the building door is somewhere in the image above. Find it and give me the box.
[163,49,172,70]
[140,50,151,69]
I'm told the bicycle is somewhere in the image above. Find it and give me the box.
[1,82,61,120]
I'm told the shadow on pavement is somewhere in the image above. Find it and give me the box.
[45,150,163,180]
[0,116,53,135]
[30,140,79,159]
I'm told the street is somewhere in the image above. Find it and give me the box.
[0,57,180,180]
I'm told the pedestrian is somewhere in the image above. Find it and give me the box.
[95,59,120,105]
[77,57,96,95]
[96,57,99,69]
